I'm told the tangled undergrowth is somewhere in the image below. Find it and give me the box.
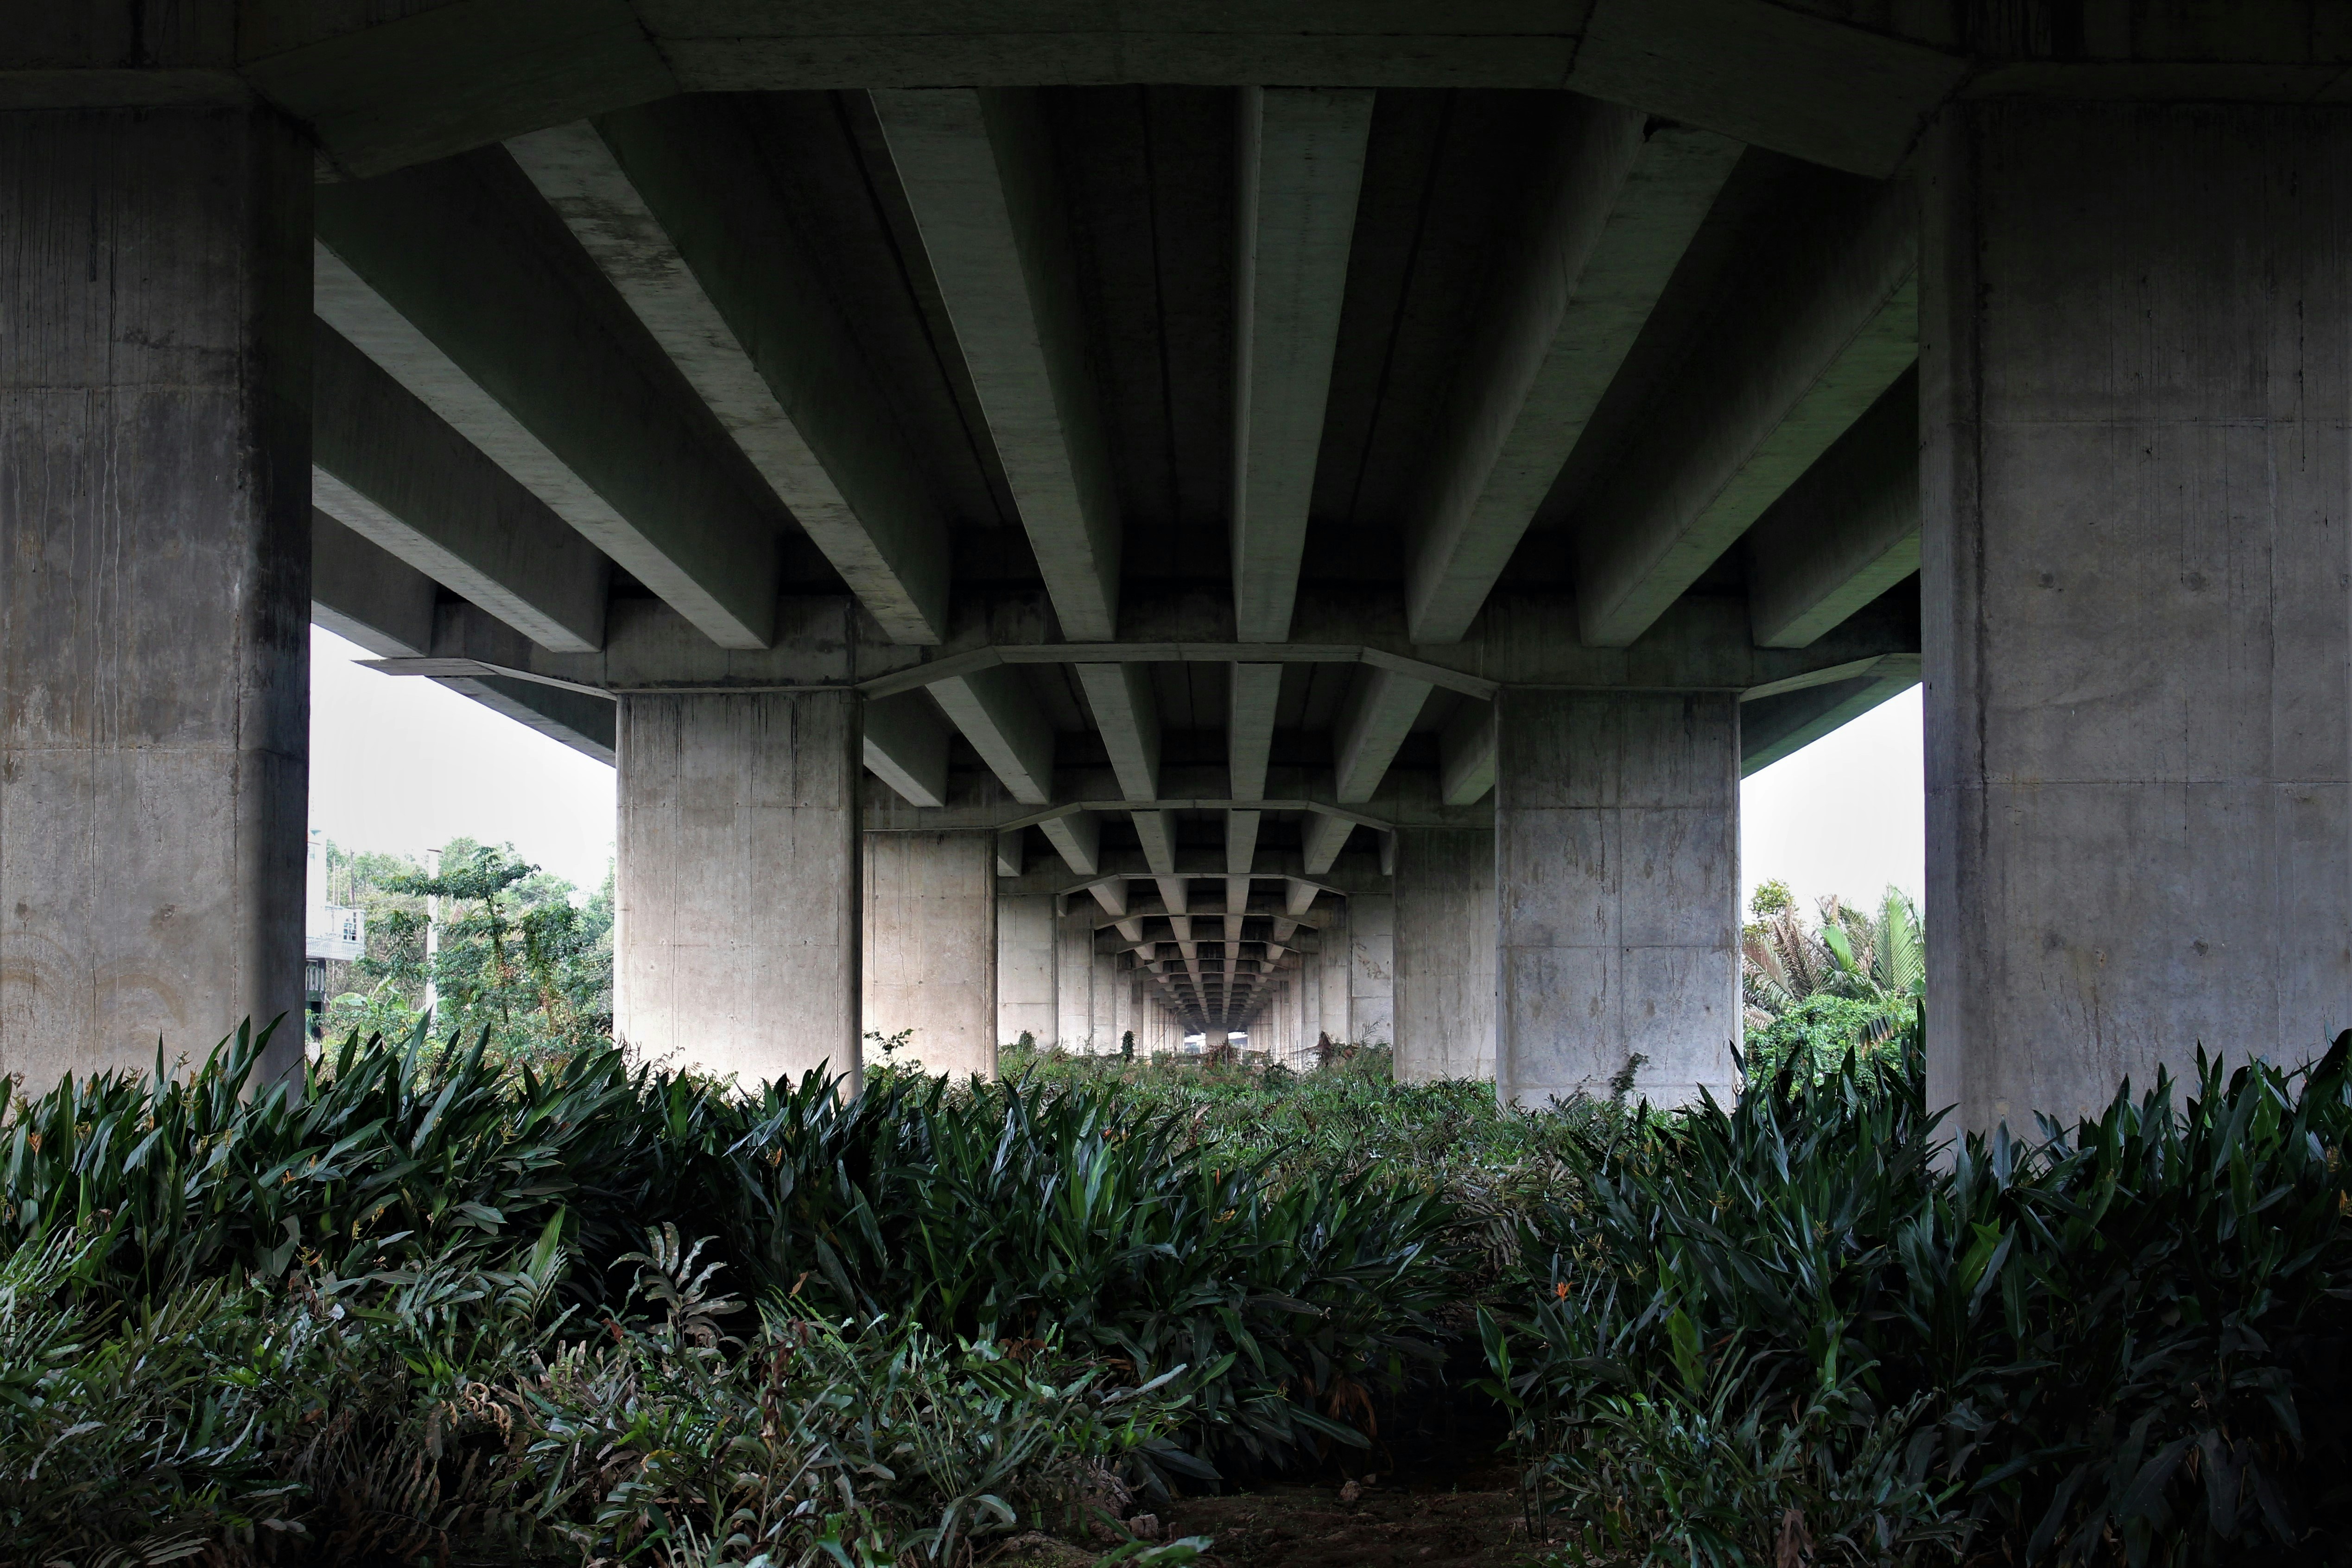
[9,1021,2352,1566]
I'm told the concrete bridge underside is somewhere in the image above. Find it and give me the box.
[6,3,2350,1126]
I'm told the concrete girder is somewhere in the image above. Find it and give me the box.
[312,509,435,659]
[1231,87,1374,644]
[1573,174,1919,648]
[926,665,1055,804]
[863,690,953,809]
[314,322,610,654]
[508,106,953,647]
[311,510,619,762]
[872,87,1123,641]
[1224,810,1262,875]
[1075,663,1161,800]
[1134,811,1179,876]
[1301,815,1356,877]
[1740,654,1919,777]
[1744,369,1920,648]
[1039,811,1101,876]
[995,829,1026,877]
[313,152,784,649]
[1332,665,1433,803]
[1440,702,1497,806]
[1405,103,1741,644]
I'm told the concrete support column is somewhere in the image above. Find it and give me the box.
[864,832,997,1079]
[1495,690,1739,1107]
[616,692,860,1086]
[1,107,311,1084]
[1394,826,1497,1081]
[997,886,1056,1048]
[1055,898,1099,1050]
[1349,891,1395,1048]
[1922,103,2352,1128]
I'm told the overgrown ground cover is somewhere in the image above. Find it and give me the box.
[7,1011,2352,1566]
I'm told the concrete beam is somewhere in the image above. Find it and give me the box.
[1332,666,1433,803]
[1740,654,1919,776]
[1407,105,1740,644]
[872,88,1122,641]
[1440,701,1497,806]
[1135,810,1179,876]
[314,321,609,654]
[313,148,782,650]
[863,690,952,809]
[435,672,618,764]
[509,106,951,646]
[1232,87,1374,643]
[1224,810,1262,875]
[996,830,1026,877]
[1574,175,1918,647]
[1039,811,1100,876]
[312,508,434,658]
[1075,663,1160,800]
[1302,814,1357,876]
[927,665,1055,804]
[1745,368,1919,648]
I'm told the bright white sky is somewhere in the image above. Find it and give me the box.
[309,625,1925,914]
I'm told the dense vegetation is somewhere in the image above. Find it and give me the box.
[8,933,2352,1563]
[317,839,614,1060]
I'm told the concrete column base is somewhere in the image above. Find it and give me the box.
[1495,690,1739,1108]
[0,106,311,1086]
[1923,102,2352,1129]
[615,692,860,1087]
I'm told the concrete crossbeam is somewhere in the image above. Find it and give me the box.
[1745,369,1920,648]
[1332,666,1433,803]
[314,149,782,649]
[1407,103,1739,644]
[1440,702,1497,806]
[927,665,1054,804]
[1231,86,1374,643]
[873,87,1123,640]
[1075,662,1160,800]
[863,690,952,808]
[1574,174,1919,647]
[312,509,435,658]
[1039,811,1101,876]
[314,322,609,654]
[510,106,952,646]
[1134,810,1179,875]
[1224,809,1262,874]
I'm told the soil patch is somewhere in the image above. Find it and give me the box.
[1162,1462,1529,1568]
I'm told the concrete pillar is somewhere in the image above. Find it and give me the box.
[1,107,311,1086]
[1394,826,1497,1081]
[863,832,996,1079]
[1922,103,2352,1129]
[1494,690,1739,1107]
[616,692,859,1086]
[1318,907,1353,1049]
[1055,897,1100,1050]
[996,887,1057,1048]
[1349,892,1395,1047]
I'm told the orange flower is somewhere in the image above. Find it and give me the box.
[1553,1281,1569,1300]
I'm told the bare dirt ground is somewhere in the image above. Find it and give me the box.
[1161,1461,1530,1568]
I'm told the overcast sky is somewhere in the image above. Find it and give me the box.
[309,624,1926,912]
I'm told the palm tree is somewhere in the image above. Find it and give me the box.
[1743,885,1922,1029]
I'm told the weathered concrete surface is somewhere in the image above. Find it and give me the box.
[615,692,860,1086]
[1744,370,1919,649]
[0,106,311,1086]
[864,832,996,1078]
[1921,102,2352,1131]
[313,510,434,658]
[1393,827,1496,1082]
[1495,691,1739,1107]
[1348,891,1395,1047]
